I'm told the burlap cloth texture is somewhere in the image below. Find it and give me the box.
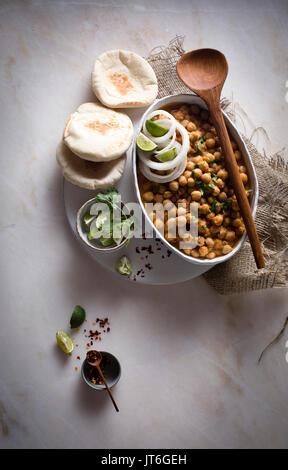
[146,36,288,295]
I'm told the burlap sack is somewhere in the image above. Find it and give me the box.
[146,36,288,295]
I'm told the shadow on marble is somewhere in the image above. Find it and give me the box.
[75,375,117,417]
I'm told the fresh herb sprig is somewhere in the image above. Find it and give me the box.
[196,138,204,155]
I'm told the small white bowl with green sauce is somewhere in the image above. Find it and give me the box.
[76,189,134,253]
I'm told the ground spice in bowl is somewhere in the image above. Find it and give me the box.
[81,351,121,390]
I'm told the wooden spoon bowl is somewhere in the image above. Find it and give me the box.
[177,49,265,269]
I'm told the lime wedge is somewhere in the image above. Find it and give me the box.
[116,256,132,275]
[136,132,157,152]
[156,147,177,162]
[146,120,169,137]
[56,330,74,354]
[70,305,86,328]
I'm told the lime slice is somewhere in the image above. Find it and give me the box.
[116,256,132,275]
[136,132,157,152]
[70,305,86,328]
[156,147,177,162]
[145,120,168,137]
[56,330,74,354]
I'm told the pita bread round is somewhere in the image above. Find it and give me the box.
[91,50,158,108]
[56,141,126,190]
[63,102,133,162]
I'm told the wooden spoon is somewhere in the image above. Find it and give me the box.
[177,48,265,269]
[86,350,119,412]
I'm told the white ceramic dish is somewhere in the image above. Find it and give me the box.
[76,197,131,253]
[132,93,258,269]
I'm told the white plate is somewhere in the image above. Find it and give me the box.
[63,95,258,285]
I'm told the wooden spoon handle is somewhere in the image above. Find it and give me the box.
[97,366,119,412]
[209,104,265,269]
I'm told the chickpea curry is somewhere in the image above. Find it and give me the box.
[137,103,252,260]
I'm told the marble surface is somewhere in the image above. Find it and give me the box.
[1,0,288,449]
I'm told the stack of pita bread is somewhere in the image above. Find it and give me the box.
[57,50,158,190]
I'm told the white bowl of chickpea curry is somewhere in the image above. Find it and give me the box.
[133,94,258,267]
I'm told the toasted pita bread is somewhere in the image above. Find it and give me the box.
[63,102,133,162]
[91,50,158,108]
[56,141,126,190]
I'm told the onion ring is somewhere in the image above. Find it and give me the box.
[137,121,189,172]
[139,154,187,184]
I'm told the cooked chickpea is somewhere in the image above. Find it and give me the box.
[206,138,215,148]
[186,161,194,171]
[178,175,187,186]
[187,121,196,132]
[187,177,195,187]
[239,165,247,174]
[231,218,241,229]
[193,168,203,179]
[174,110,184,121]
[189,131,199,142]
[169,181,179,192]
[214,239,223,250]
[201,172,212,183]
[191,191,202,201]
[198,161,209,172]
[236,225,245,236]
[199,204,210,214]
[222,245,233,255]
[217,168,229,180]
[143,191,154,202]
[219,226,227,239]
[181,119,189,128]
[206,237,214,248]
[183,170,191,179]
[193,156,203,164]
[234,150,242,160]
[199,246,209,257]
[225,230,236,241]
[240,173,248,184]
[205,132,214,140]
[207,251,216,259]
[155,193,163,203]
[218,191,227,202]
[191,248,200,258]
[216,178,225,189]
[212,214,223,226]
